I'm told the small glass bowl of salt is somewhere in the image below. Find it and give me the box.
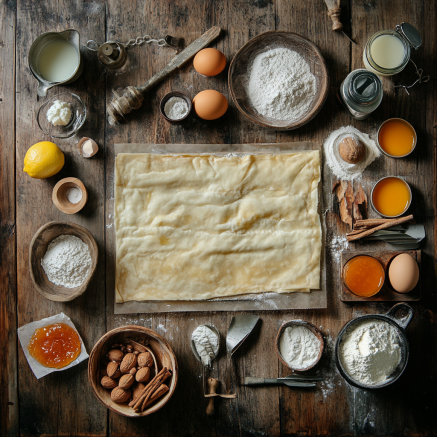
[160,91,192,125]
[37,92,86,139]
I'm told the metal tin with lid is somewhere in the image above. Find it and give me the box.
[363,22,422,77]
[339,69,383,120]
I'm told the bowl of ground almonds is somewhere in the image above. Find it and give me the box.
[229,31,329,130]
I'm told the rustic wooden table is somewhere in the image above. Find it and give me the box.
[1,1,436,436]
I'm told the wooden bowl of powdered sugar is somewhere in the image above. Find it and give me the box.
[228,31,329,130]
[275,320,324,371]
[29,221,98,302]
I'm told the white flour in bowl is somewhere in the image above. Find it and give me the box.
[246,48,316,121]
[339,319,401,385]
[279,324,321,369]
[41,235,92,288]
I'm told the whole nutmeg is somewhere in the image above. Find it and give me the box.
[101,376,118,389]
[129,367,137,375]
[119,373,135,389]
[120,353,137,374]
[137,352,153,368]
[135,366,151,383]
[107,349,124,363]
[132,382,146,400]
[111,386,131,404]
[339,135,366,164]
[107,361,121,379]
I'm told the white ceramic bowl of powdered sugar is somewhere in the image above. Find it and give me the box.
[229,31,329,130]
[29,221,98,302]
[275,320,324,371]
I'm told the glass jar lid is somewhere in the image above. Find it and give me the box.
[348,70,382,105]
[396,22,422,50]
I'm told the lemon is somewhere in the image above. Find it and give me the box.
[23,141,65,179]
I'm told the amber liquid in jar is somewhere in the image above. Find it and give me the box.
[28,323,81,368]
[343,255,385,297]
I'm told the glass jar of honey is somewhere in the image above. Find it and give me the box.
[343,255,385,298]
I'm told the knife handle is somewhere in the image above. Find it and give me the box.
[245,377,278,385]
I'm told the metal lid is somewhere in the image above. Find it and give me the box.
[396,22,422,50]
[348,70,382,105]
[98,41,127,69]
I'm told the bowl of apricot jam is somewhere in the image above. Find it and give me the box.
[342,255,385,298]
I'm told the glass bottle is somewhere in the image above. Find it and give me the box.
[339,69,383,120]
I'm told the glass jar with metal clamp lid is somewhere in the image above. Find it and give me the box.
[86,34,183,70]
[363,22,429,94]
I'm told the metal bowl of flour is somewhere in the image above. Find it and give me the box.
[334,303,413,389]
[228,31,329,131]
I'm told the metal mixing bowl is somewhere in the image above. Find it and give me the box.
[335,303,413,389]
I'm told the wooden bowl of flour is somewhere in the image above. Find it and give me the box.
[228,31,329,130]
[29,221,98,302]
[275,320,324,371]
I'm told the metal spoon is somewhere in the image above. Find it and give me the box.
[225,315,260,394]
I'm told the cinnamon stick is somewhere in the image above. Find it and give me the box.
[131,368,171,412]
[139,370,171,412]
[142,384,169,410]
[347,214,414,241]
[129,367,167,407]
[355,218,397,227]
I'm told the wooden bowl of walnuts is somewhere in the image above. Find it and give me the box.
[88,326,178,417]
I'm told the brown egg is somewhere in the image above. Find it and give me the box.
[193,48,226,76]
[388,253,419,293]
[193,90,228,120]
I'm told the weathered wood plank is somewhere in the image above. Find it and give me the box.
[1,0,435,435]
[348,0,437,435]
[15,0,107,436]
[0,0,18,436]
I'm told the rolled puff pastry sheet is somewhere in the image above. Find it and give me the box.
[115,152,321,302]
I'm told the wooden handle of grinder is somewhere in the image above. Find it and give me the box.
[327,7,343,31]
[206,378,219,415]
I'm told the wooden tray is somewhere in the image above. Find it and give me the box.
[340,250,421,302]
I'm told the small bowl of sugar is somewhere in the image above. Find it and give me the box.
[160,91,192,125]
[52,177,88,214]
[275,320,324,371]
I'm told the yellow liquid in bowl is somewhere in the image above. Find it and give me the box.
[378,119,416,157]
[372,177,411,217]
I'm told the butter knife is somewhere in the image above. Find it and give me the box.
[243,377,320,388]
